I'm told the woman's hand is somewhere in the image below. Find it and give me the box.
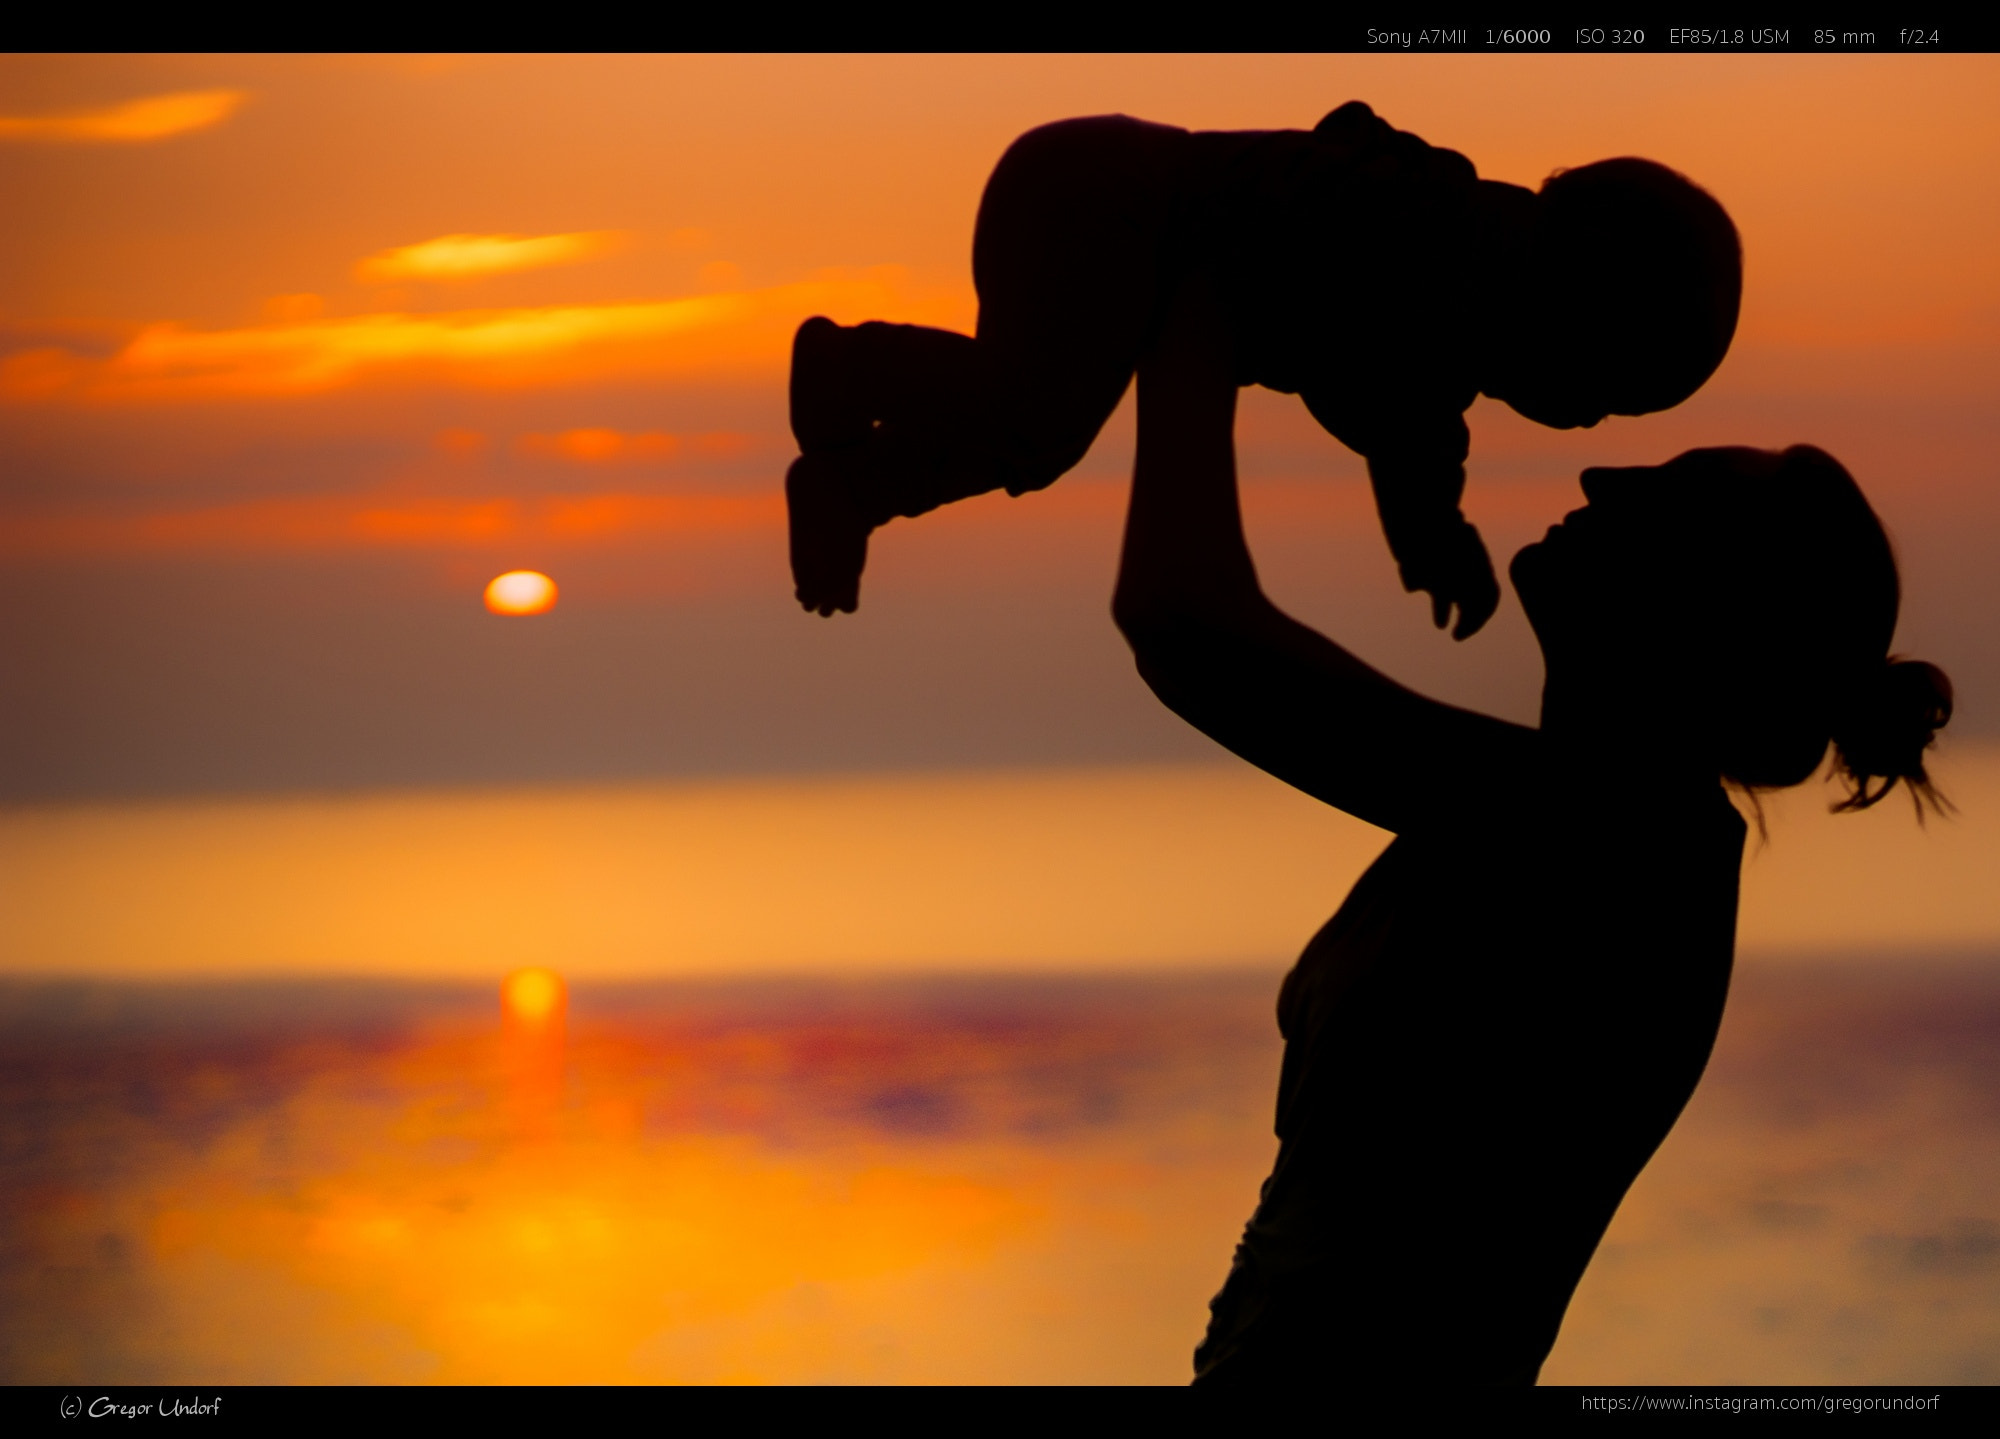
[1113,276,1534,834]
[1111,273,1260,637]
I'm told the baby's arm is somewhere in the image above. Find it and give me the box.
[1366,447,1500,640]
[1301,391,1499,640]
[1114,273,1533,835]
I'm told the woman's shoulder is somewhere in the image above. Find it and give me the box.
[1405,733,1747,853]
[1498,767,1749,904]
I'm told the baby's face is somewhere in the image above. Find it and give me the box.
[1495,375,1609,431]
[1488,283,1718,429]
[1485,318,1614,430]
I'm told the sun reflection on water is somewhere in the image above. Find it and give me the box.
[500,968,567,1142]
[0,976,1281,1383]
[3,968,1997,1384]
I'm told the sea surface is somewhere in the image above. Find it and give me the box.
[3,963,1996,1384]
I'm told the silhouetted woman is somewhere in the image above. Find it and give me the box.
[1111,279,1953,1387]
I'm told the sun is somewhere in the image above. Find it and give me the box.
[485,570,557,615]
[502,967,566,1025]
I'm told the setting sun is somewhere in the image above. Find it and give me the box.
[484,570,557,615]
[502,967,567,1024]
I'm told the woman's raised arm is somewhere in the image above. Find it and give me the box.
[1111,278,1532,834]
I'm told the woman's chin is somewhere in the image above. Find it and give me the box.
[1509,541,1562,639]
[1509,540,1546,595]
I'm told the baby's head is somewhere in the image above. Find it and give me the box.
[1495,158,1742,429]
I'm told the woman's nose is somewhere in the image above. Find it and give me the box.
[1580,466,1642,505]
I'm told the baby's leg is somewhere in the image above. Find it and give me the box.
[790,319,1005,515]
[788,115,1189,614]
[786,321,1011,614]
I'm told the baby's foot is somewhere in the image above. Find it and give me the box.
[787,452,872,615]
[790,317,871,454]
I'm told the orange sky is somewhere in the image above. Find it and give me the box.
[1,53,1996,798]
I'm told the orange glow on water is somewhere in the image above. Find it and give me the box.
[501,969,568,1140]
[11,753,2000,983]
[484,570,557,615]
[1,979,1277,1382]
[8,971,1993,1384]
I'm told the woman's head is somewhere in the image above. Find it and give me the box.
[1511,445,1952,809]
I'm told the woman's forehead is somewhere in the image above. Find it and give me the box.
[1667,446,1784,480]
[1586,448,1781,496]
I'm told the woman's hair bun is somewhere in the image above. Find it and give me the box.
[1830,657,1954,814]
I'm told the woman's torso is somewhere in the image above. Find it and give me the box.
[1199,782,1746,1384]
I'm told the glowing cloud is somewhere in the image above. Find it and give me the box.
[434,427,488,457]
[263,294,325,323]
[519,428,675,462]
[515,428,718,462]
[537,493,778,539]
[0,89,247,144]
[0,270,972,401]
[0,491,783,558]
[357,232,628,283]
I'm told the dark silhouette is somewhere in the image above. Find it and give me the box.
[1110,277,1952,1386]
[787,102,1742,638]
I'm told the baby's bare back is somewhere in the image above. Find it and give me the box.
[967,115,1200,479]
[969,109,1481,477]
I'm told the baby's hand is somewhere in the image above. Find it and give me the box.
[1407,519,1500,641]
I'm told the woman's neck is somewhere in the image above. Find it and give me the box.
[1538,678,1720,795]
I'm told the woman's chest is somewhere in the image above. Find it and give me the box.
[1279,824,1739,1052]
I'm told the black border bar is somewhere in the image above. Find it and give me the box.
[1338,22,1972,52]
[6,1385,1998,1423]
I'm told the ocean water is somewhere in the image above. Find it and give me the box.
[2,964,1995,1385]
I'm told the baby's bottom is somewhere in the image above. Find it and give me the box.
[788,116,1190,610]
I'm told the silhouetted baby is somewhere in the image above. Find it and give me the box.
[786,102,1741,637]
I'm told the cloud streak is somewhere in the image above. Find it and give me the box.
[0,269,971,402]
[0,490,782,557]
[0,89,247,144]
[516,428,751,463]
[356,231,629,283]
